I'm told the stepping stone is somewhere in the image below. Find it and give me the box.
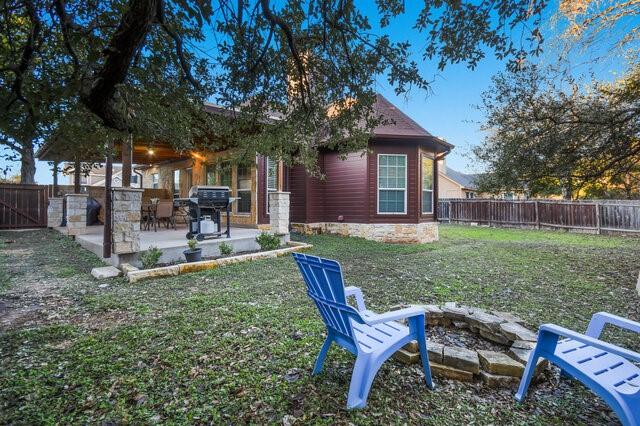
[466,310,505,333]
[480,371,520,388]
[492,310,525,324]
[479,328,512,345]
[477,350,524,377]
[120,263,139,276]
[441,303,469,321]
[394,348,418,364]
[430,362,474,382]
[443,345,480,374]
[91,266,121,279]
[500,322,538,342]
[427,341,444,364]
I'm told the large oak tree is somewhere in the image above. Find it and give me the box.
[2,0,548,179]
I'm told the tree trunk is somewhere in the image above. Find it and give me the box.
[20,143,36,184]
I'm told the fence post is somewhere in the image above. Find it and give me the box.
[595,202,601,235]
[535,201,540,229]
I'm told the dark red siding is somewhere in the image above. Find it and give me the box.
[286,140,438,225]
[289,165,307,223]
[321,151,368,223]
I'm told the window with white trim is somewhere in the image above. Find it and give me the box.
[151,173,159,189]
[236,165,252,214]
[266,157,278,213]
[377,154,406,214]
[421,156,434,214]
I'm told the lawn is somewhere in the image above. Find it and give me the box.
[1,225,639,424]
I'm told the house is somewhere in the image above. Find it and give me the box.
[38,94,452,244]
[63,164,142,188]
[438,163,480,199]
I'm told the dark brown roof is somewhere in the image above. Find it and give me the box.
[371,94,453,149]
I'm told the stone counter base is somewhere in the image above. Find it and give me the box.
[291,222,439,243]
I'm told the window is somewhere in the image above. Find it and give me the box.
[173,169,180,197]
[131,175,138,185]
[377,154,406,214]
[266,157,278,213]
[421,156,434,214]
[466,191,475,199]
[236,165,252,214]
[151,173,159,189]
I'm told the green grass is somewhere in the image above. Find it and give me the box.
[0,226,638,424]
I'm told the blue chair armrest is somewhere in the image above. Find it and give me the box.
[540,324,640,363]
[344,286,367,311]
[585,312,640,339]
[364,306,425,326]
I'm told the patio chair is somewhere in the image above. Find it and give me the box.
[292,253,434,409]
[153,200,176,231]
[516,312,640,426]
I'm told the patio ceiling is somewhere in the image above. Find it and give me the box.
[36,138,190,165]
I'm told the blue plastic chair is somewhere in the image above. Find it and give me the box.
[516,312,640,426]
[292,253,434,409]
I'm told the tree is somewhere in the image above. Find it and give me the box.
[474,64,640,199]
[2,0,548,171]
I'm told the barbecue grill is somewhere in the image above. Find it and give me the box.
[186,185,233,240]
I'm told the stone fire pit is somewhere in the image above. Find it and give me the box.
[392,302,548,388]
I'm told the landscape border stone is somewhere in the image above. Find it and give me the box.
[126,241,313,283]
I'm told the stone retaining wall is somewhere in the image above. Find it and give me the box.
[65,194,88,236]
[47,198,63,228]
[292,221,439,243]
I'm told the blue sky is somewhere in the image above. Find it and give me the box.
[2,1,630,183]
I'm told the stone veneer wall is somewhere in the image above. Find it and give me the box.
[111,188,143,254]
[47,198,63,228]
[269,192,290,235]
[65,194,88,236]
[292,221,439,243]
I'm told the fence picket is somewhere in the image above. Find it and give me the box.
[437,198,640,234]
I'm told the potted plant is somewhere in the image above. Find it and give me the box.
[183,238,202,262]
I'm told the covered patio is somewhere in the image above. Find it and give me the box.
[73,224,263,267]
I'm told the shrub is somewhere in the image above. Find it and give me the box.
[256,232,280,251]
[140,246,162,269]
[187,238,198,251]
[219,242,233,256]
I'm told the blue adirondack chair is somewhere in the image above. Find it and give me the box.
[292,253,434,409]
[516,312,640,426]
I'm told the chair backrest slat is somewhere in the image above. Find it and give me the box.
[293,253,362,341]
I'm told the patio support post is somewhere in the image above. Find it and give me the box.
[104,149,113,258]
[122,134,132,188]
[269,191,290,235]
[65,193,88,236]
[73,158,81,193]
[111,187,143,254]
[52,161,59,196]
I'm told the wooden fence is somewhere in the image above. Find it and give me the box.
[0,184,48,229]
[438,199,640,234]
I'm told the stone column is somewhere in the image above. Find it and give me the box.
[47,198,63,228]
[111,188,143,254]
[65,194,88,235]
[268,191,290,235]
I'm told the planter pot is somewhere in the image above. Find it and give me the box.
[183,248,202,263]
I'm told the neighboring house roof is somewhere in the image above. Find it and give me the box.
[443,167,480,190]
